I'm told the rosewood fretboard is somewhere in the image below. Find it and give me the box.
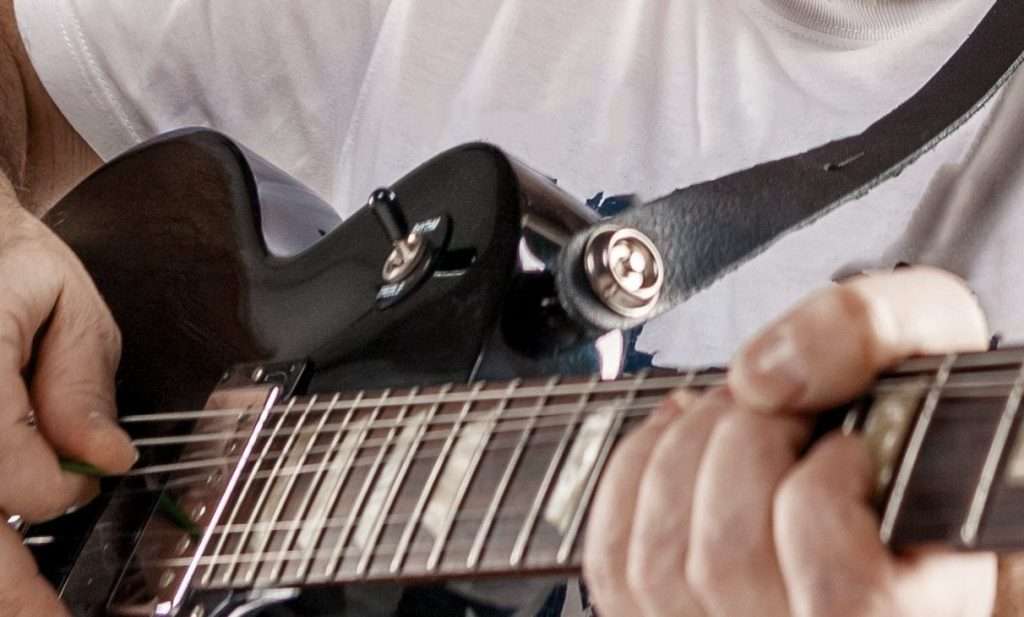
[123,346,1024,599]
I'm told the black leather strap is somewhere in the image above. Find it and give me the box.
[557,0,1024,333]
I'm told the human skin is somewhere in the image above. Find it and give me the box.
[0,1,134,614]
[0,1,1016,615]
[584,268,999,617]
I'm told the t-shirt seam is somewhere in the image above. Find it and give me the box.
[59,2,142,144]
[743,2,878,50]
[749,0,937,42]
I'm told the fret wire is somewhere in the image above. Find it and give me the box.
[556,371,650,564]
[119,348,1024,428]
[879,353,957,544]
[169,425,638,573]
[124,372,1024,444]
[352,387,426,576]
[227,395,322,585]
[321,388,402,578]
[425,380,520,572]
[144,471,638,545]
[266,393,342,582]
[353,384,452,576]
[142,401,667,480]
[119,373,712,425]
[167,388,282,611]
[200,397,299,586]
[292,391,368,581]
[165,519,594,570]
[130,406,663,503]
[241,395,323,584]
[960,360,1024,546]
[509,374,601,567]
[259,394,339,583]
[103,407,662,507]
[467,376,560,570]
[132,393,669,450]
[388,382,487,575]
[157,466,638,568]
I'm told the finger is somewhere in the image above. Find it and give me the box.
[0,247,99,519]
[583,390,695,617]
[686,410,810,617]
[0,523,70,617]
[30,270,136,473]
[0,217,135,474]
[730,266,989,412]
[774,434,996,617]
[626,388,730,617]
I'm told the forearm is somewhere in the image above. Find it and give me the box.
[0,0,99,214]
[0,3,27,195]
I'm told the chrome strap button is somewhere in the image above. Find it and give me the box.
[583,225,664,318]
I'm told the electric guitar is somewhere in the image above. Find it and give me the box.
[23,129,1024,616]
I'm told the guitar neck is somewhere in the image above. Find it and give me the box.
[138,346,1024,596]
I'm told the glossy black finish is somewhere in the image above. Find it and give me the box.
[33,129,606,616]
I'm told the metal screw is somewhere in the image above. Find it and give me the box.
[190,606,205,617]
[583,226,664,318]
[219,369,232,383]
[191,504,207,520]
[250,367,265,383]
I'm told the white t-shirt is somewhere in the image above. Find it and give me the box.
[14,2,1024,615]
[14,0,1022,371]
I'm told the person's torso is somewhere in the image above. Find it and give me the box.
[17,0,1018,364]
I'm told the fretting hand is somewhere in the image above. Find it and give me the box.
[584,266,997,617]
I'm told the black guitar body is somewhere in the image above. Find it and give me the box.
[32,129,612,616]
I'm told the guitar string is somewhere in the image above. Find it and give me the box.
[122,375,1024,454]
[35,413,646,554]
[127,394,674,452]
[143,402,639,574]
[118,373,718,424]
[151,523,585,571]
[44,409,653,516]
[58,364,1016,540]
[33,366,1023,541]
[190,382,612,583]
[38,363,1024,574]
[115,348,1024,428]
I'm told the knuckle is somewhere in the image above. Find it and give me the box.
[828,285,876,348]
[625,550,684,597]
[0,306,30,366]
[775,468,815,522]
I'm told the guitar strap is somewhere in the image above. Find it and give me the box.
[557,0,1024,333]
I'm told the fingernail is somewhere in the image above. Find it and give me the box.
[741,324,807,409]
[88,411,139,462]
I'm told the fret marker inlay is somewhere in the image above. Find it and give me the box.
[544,405,616,533]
